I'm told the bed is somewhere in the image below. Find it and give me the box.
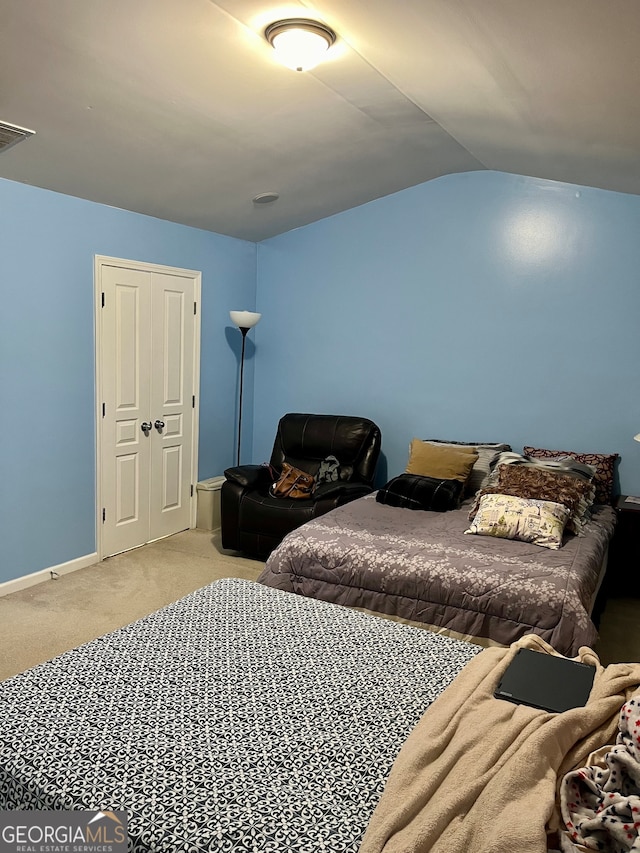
[257,493,617,657]
[0,577,481,852]
[2,577,638,853]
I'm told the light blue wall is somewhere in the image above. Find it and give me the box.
[0,178,256,584]
[4,168,640,585]
[254,171,640,496]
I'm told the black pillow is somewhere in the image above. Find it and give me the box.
[376,474,464,512]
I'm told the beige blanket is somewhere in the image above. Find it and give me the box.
[359,635,640,853]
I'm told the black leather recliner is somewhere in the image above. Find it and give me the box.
[221,412,382,560]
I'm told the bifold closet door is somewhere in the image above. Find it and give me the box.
[100,264,195,558]
[148,271,195,543]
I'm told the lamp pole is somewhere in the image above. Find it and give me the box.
[236,326,249,467]
[229,311,261,467]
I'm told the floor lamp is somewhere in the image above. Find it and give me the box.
[230,310,261,466]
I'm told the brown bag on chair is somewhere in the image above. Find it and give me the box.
[270,462,315,499]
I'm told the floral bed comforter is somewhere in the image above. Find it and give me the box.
[258,494,617,656]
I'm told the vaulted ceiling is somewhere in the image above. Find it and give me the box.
[1,0,638,241]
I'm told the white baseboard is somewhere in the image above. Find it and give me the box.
[0,552,100,598]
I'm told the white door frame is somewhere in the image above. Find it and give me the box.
[94,255,202,561]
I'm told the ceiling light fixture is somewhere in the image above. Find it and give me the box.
[265,18,336,72]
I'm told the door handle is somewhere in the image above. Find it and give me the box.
[154,419,165,431]
[141,421,152,432]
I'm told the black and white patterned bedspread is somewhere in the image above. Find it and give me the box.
[0,578,480,852]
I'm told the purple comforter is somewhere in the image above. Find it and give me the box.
[258,494,616,656]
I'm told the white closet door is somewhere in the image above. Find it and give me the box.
[101,265,153,557]
[148,272,195,542]
[99,260,198,558]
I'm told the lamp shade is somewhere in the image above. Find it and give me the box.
[230,310,261,330]
[635,434,640,442]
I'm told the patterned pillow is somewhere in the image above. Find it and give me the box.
[423,440,511,495]
[464,494,570,550]
[484,451,596,488]
[376,474,464,512]
[523,446,618,505]
[469,465,596,535]
[406,440,478,483]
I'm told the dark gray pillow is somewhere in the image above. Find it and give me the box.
[376,474,464,512]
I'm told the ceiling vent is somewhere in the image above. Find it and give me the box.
[0,120,35,153]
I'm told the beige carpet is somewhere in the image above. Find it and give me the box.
[1,529,638,681]
[0,529,264,681]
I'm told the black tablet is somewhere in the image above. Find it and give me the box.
[494,647,595,713]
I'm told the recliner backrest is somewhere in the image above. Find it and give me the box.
[269,413,381,486]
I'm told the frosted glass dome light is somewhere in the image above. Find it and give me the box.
[265,19,336,72]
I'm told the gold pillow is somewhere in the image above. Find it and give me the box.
[406,439,478,482]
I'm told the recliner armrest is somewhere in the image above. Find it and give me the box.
[224,464,273,490]
[312,481,372,502]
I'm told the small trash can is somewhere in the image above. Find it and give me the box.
[196,476,225,531]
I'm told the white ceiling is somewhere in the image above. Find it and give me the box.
[1,0,639,242]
